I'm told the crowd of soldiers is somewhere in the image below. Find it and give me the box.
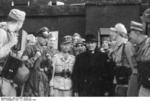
[0,7,150,97]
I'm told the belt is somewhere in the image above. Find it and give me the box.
[55,72,71,78]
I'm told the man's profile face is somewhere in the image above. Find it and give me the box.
[129,30,138,44]
[86,41,97,51]
[17,21,23,30]
[7,21,23,32]
[110,31,118,41]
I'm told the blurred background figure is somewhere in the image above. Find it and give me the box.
[72,33,81,45]
[101,40,111,53]
[73,38,86,56]
[26,34,37,46]
[23,27,51,97]
[36,27,50,54]
[48,34,56,49]
[36,27,50,38]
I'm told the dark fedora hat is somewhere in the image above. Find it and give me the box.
[85,34,97,43]
[141,8,150,23]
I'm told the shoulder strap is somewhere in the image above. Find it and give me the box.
[12,29,23,52]
[121,43,126,66]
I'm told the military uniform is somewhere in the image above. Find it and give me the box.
[128,21,150,96]
[126,41,138,96]
[109,23,133,96]
[136,37,150,96]
[50,52,75,96]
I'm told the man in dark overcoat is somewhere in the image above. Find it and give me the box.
[72,34,114,96]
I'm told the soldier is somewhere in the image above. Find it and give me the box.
[109,23,133,96]
[125,22,139,96]
[128,21,150,96]
[63,35,74,55]
[72,34,113,96]
[50,36,75,96]
[0,9,26,71]
[22,35,43,96]
[22,34,38,69]
[0,9,28,96]
[23,29,52,96]
[47,34,59,58]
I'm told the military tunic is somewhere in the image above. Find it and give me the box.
[135,37,150,96]
[50,52,75,96]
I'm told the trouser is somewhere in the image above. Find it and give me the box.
[127,74,139,96]
[115,85,128,96]
[78,84,106,96]
[139,85,150,96]
[52,88,72,97]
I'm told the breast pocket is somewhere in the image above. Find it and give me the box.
[67,62,74,72]
[55,64,64,72]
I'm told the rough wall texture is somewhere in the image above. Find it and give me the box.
[85,4,141,35]
[0,5,85,38]
[0,0,144,39]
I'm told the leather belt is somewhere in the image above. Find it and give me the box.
[55,71,71,78]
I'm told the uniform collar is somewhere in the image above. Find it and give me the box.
[60,52,72,63]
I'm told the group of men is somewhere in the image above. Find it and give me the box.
[0,7,150,97]
[105,8,150,96]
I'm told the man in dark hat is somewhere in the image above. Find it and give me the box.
[72,34,114,96]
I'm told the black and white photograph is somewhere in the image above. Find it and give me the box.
[0,0,149,100]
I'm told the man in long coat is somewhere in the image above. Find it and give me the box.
[72,34,114,96]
